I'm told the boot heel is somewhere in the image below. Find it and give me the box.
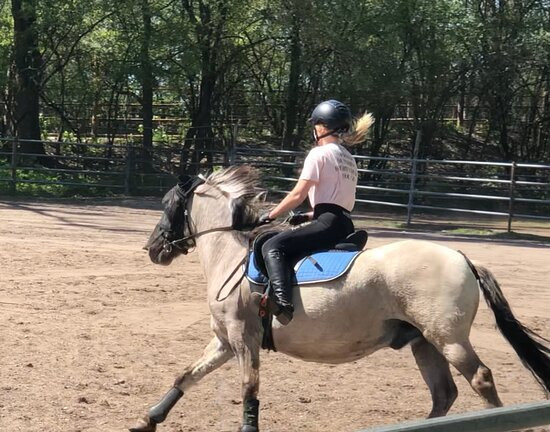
[274,305,293,325]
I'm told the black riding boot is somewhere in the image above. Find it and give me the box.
[263,249,294,325]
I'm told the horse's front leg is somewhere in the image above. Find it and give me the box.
[129,336,233,432]
[235,340,261,432]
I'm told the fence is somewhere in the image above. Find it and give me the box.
[1,137,549,232]
[357,401,550,432]
[0,137,229,196]
[232,146,550,232]
[36,101,534,138]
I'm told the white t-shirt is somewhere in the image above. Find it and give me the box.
[299,143,358,212]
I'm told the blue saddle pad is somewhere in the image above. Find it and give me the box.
[245,250,363,286]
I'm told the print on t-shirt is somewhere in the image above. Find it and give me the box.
[335,152,358,183]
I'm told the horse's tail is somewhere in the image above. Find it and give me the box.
[459,251,550,395]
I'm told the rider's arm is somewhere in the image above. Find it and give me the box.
[268,179,315,219]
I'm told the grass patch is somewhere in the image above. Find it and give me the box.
[443,228,495,236]
[444,227,550,242]
[489,231,550,243]
[354,218,405,230]
[0,161,174,197]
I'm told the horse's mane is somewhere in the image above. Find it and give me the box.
[205,165,266,231]
[206,165,260,199]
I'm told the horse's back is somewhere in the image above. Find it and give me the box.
[273,239,479,362]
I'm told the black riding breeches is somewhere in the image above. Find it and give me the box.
[261,203,354,264]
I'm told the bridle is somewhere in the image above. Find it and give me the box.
[158,175,200,255]
[159,174,236,255]
[158,173,251,302]
[164,225,235,254]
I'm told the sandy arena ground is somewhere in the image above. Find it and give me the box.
[1,199,549,432]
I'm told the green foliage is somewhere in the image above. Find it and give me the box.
[1,0,549,180]
[0,162,122,197]
[0,1,12,107]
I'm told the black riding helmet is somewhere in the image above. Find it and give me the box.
[309,99,352,132]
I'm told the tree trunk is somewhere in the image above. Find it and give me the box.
[283,11,301,150]
[365,111,393,181]
[179,0,223,174]
[180,71,215,174]
[499,117,511,160]
[11,0,44,155]
[141,0,154,172]
[457,72,466,128]
[418,119,437,161]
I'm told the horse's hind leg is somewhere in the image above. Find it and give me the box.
[411,338,458,418]
[129,336,233,432]
[442,339,503,408]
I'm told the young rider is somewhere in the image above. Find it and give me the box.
[259,99,373,325]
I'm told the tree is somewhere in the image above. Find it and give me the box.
[140,0,154,171]
[0,1,13,137]
[460,0,550,161]
[11,0,43,154]
[393,0,467,156]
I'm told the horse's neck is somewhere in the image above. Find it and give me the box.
[196,231,248,300]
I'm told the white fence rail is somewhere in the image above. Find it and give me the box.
[232,147,550,232]
[357,401,550,432]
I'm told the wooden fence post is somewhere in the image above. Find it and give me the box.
[406,131,421,226]
[124,145,135,195]
[10,137,18,195]
[507,161,517,233]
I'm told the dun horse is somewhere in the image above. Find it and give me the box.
[131,165,550,432]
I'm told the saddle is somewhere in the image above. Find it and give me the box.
[247,229,368,286]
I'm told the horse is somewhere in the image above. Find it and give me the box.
[130,164,550,432]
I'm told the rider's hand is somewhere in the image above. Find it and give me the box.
[257,212,273,226]
[287,212,310,226]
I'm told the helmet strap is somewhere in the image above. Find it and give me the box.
[313,127,341,144]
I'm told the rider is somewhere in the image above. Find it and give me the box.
[259,99,373,325]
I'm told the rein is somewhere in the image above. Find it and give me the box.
[170,225,249,303]
[214,253,249,302]
[164,223,249,302]
[169,225,234,250]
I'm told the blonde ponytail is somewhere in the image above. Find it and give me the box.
[342,112,374,145]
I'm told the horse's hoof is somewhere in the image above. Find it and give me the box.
[129,416,156,432]
[240,426,259,432]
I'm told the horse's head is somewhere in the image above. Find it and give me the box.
[145,165,264,265]
[145,175,205,265]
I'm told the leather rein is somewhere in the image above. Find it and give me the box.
[163,225,234,254]
[166,224,248,303]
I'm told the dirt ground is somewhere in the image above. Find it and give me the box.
[1,198,549,432]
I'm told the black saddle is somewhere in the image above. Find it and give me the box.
[252,229,368,278]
